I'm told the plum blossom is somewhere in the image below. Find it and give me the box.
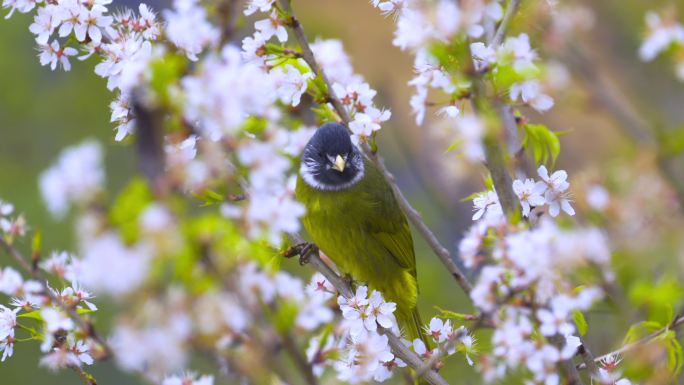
[75,232,151,296]
[254,11,287,42]
[586,184,610,211]
[39,140,104,218]
[311,39,361,86]
[513,178,546,217]
[272,64,313,107]
[470,41,497,71]
[510,80,554,112]
[74,5,113,44]
[639,11,684,61]
[28,5,58,44]
[499,33,537,71]
[163,0,219,60]
[363,291,397,331]
[244,0,274,16]
[472,190,502,221]
[38,40,78,71]
[537,165,575,217]
[349,108,391,144]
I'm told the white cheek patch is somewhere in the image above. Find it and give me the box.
[300,156,365,191]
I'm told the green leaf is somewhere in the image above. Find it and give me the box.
[193,189,226,206]
[521,124,561,166]
[666,332,684,375]
[436,307,476,321]
[31,230,42,256]
[573,310,588,336]
[445,140,463,154]
[623,321,663,344]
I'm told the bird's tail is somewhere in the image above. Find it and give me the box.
[408,307,430,349]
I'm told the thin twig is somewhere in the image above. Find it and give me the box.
[0,237,111,359]
[577,340,600,378]
[68,364,98,385]
[548,334,584,385]
[283,331,320,385]
[217,0,241,45]
[491,0,521,46]
[414,328,465,379]
[288,234,451,385]
[280,0,473,296]
[576,315,684,370]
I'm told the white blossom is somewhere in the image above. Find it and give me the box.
[163,0,219,60]
[513,178,546,217]
[39,140,104,218]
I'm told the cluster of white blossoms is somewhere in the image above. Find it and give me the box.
[471,165,575,222]
[0,243,99,370]
[39,140,104,219]
[3,0,164,141]
[242,2,392,145]
[457,164,635,384]
[370,0,554,173]
[639,11,684,81]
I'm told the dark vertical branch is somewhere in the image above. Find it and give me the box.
[131,93,168,196]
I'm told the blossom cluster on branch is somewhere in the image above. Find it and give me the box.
[1,0,682,385]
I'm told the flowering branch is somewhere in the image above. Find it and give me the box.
[577,340,600,377]
[0,237,111,359]
[288,234,451,385]
[577,315,684,371]
[491,0,521,46]
[280,0,474,296]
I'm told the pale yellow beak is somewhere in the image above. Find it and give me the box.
[331,154,346,172]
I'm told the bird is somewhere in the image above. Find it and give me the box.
[295,122,427,344]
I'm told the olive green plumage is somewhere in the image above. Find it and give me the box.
[296,156,426,342]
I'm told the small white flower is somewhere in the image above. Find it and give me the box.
[472,190,502,221]
[427,317,452,343]
[244,0,274,16]
[39,40,78,71]
[272,64,313,107]
[586,184,610,211]
[537,165,575,217]
[364,290,396,331]
[513,178,546,217]
[42,307,74,333]
[254,11,287,42]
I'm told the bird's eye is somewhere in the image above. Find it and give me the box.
[317,151,324,158]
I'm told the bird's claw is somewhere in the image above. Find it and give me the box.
[298,243,318,266]
[283,242,318,266]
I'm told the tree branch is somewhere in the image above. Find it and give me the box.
[576,315,684,370]
[280,0,473,296]
[577,340,600,378]
[0,237,111,359]
[288,234,451,385]
[548,334,584,385]
[491,0,521,47]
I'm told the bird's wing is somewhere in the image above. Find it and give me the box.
[362,163,417,278]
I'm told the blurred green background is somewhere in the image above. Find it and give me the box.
[1,0,684,384]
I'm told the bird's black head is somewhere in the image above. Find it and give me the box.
[300,123,365,191]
